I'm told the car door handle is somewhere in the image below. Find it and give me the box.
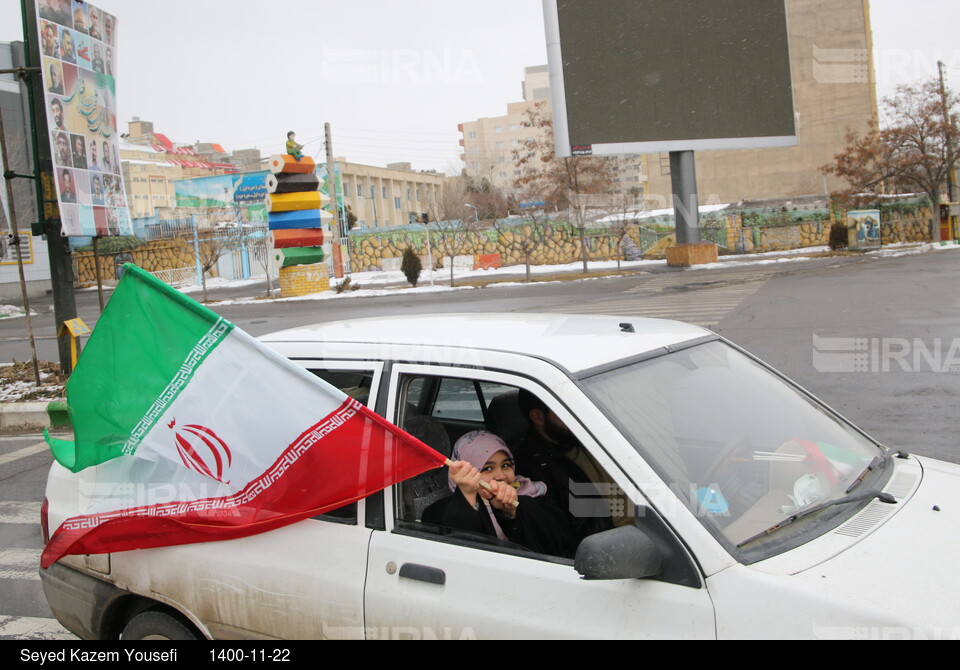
[398,563,446,585]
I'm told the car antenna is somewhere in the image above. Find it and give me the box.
[619,323,635,333]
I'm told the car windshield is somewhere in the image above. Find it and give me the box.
[580,340,886,559]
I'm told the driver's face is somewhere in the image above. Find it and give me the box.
[543,410,575,446]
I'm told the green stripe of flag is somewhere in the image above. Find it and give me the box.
[49,264,235,472]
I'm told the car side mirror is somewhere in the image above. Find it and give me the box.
[574,526,662,581]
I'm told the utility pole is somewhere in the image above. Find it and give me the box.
[0,87,41,385]
[324,123,344,278]
[938,61,957,205]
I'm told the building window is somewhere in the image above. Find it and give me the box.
[357,184,363,197]
[494,126,503,133]
[407,188,411,201]
[495,142,504,150]
[371,185,376,198]
[416,188,421,201]
[509,124,518,131]
[394,197,401,210]
[468,131,477,139]
[383,186,388,198]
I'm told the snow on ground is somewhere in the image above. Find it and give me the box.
[137,242,960,307]
[0,363,65,402]
[0,305,36,319]
[0,378,63,402]
[176,276,266,294]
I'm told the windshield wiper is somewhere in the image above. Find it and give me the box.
[845,449,909,495]
[736,489,897,549]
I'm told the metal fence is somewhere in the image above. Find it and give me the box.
[143,217,196,240]
[147,266,196,286]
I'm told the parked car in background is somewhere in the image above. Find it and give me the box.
[41,314,960,639]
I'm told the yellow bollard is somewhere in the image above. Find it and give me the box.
[58,318,91,369]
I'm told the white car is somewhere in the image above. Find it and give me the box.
[40,314,960,640]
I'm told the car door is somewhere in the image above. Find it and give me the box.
[135,361,384,640]
[363,363,717,640]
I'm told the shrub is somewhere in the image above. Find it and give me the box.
[829,222,849,250]
[401,246,422,287]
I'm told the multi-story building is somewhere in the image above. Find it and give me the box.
[337,160,446,228]
[467,0,877,208]
[460,66,646,201]
[459,66,551,193]
[125,118,238,178]
[121,119,264,220]
[119,140,182,220]
[0,41,50,297]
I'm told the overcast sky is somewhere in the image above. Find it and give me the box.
[3,1,958,174]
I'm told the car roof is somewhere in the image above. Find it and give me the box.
[260,313,711,374]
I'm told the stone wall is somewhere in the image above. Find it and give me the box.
[72,208,935,287]
[347,223,647,273]
[880,209,933,244]
[72,238,214,286]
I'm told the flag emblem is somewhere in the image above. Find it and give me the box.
[173,423,233,484]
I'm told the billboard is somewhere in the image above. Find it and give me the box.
[544,0,798,157]
[174,172,269,225]
[36,0,131,237]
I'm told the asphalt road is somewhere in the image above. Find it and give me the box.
[1,250,958,462]
[0,246,958,639]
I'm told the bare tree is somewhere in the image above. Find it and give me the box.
[822,78,960,239]
[596,192,642,270]
[175,202,242,302]
[513,102,618,272]
[493,204,549,283]
[246,231,273,297]
[431,208,482,288]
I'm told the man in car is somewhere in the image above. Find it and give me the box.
[515,390,617,554]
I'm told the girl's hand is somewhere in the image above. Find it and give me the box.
[482,480,518,517]
[449,461,481,506]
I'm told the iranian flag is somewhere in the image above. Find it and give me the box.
[41,264,446,569]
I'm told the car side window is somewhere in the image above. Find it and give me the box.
[392,371,616,561]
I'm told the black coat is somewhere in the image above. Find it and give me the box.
[514,428,615,555]
[422,488,574,558]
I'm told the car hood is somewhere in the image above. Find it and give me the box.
[710,455,960,639]
[783,455,960,636]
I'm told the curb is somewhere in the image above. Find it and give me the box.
[0,401,70,432]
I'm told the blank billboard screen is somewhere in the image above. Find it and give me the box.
[545,0,797,156]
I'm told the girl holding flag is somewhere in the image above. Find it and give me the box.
[423,431,573,557]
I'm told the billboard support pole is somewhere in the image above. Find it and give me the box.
[670,150,700,245]
[92,236,104,312]
[22,0,78,374]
